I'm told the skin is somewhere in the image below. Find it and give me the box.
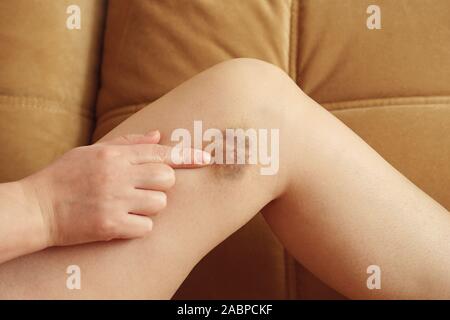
[0,131,211,264]
[0,58,448,299]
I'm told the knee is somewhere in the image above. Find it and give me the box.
[199,58,303,123]
[209,58,298,96]
[193,59,300,180]
[211,58,289,85]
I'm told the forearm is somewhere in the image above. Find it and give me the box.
[0,127,207,267]
[0,180,48,264]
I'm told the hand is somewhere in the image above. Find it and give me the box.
[19,131,211,247]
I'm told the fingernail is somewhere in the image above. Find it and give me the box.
[194,150,211,164]
[145,130,159,138]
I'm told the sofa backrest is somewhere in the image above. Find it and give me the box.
[0,0,449,299]
[0,0,105,181]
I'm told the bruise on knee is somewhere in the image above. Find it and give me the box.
[208,128,254,180]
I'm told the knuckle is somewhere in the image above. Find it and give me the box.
[95,216,118,239]
[153,145,170,162]
[95,146,120,161]
[158,165,176,188]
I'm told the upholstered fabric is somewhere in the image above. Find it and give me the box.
[0,0,449,299]
[93,0,293,140]
[0,0,105,181]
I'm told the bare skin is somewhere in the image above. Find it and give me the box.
[0,58,448,299]
[0,130,211,264]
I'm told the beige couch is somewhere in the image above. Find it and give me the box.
[0,0,449,299]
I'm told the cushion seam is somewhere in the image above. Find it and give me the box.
[0,95,93,119]
[285,0,300,300]
[288,0,299,82]
[96,103,146,124]
[323,96,450,111]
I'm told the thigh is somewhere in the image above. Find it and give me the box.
[0,59,292,299]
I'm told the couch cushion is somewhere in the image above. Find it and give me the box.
[292,0,450,298]
[0,0,105,181]
[331,97,450,209]
[94,0,294,140]
[95,0,450,299]
[296,0,450,103]
[296,97,450,299]
[95,0,295,299]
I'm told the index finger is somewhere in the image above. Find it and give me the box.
[121,144,212,168]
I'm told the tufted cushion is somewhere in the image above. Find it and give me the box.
[94,0,450,299]
[297,0,450,102]
[95,0,300,299]
[1,0,448,299]
[0,0,106,181]
[94,0,294,140]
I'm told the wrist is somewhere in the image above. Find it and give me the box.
[17,176,56,249]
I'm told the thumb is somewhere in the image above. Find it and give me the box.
[99,130,161,146]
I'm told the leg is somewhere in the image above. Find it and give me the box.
[0,59,293,299]
[0,59,448,299]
